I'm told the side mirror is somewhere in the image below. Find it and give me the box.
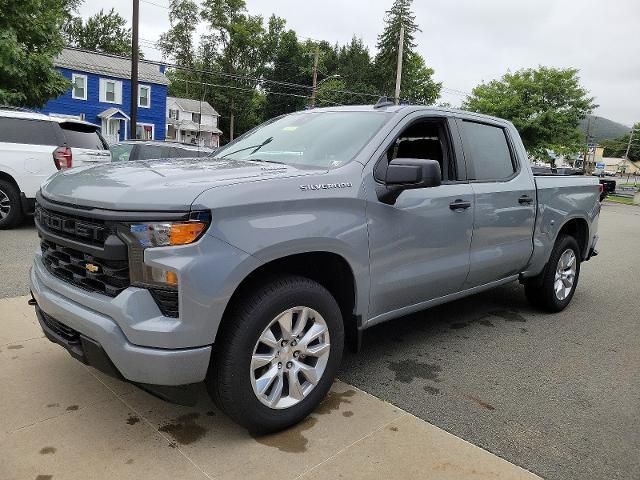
[376,158,442,205]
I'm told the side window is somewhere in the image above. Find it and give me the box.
[461,121,516,181]
[0,118,59,146]
[379,119,456,181]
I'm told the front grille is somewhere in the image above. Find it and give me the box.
[41,239,130,297]
[149,289,179,318]
[40,311,80,344]
[35,205,108,246]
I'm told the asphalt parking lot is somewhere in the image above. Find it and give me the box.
[1,202,638,480]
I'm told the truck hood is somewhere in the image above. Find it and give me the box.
[41,158,324,211]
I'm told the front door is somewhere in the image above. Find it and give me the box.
[366,115,474,319]
[103,118,121,144]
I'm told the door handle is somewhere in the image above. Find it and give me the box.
[449,199,471,210]
[518,195,534,205]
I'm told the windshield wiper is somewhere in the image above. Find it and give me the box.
[243,158,285,165]
[220,137,274,158]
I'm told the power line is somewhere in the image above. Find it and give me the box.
[140,0,169,9]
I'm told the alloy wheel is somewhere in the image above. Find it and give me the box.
[0,189,11,220]
[250,306,331,409]
[554,249,577,301]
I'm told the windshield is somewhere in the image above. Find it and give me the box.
[214,111,391,168]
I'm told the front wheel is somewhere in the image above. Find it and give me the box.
[207,275,344,433]
[525,234,581,312]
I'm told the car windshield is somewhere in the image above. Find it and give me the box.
[110,143,134,161]
[214,111,391,168]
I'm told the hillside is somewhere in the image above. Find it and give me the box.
[579,115,631,143]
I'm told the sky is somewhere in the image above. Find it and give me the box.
[79,0,640,127]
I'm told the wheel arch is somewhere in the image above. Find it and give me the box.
[0,170,20,190]
[556,217,589,260]
[220,251,361,350]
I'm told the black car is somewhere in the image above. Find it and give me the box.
[110,140,214,162]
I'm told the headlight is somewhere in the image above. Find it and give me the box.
[129,221,207,247]
[124,214,210,291]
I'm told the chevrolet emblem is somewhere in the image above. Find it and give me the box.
[85,263,100,273]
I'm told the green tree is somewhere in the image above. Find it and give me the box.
[200,0,276,139]
[463,67,596,158]
[64,8,133,56]
[158,0,200,98]
[0,0,77,107]
[374,0,441,104]
[263,29,308,118]
[600,123,640,162]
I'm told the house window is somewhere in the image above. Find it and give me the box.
[100,78,122,104]
[192,113,201,124]
[136,123,154,140]
[106,81,116,102]
[71,74,87,100]
[168,109,179,120]
[138,85,151,108]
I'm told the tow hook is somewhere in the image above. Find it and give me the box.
[28,293,37,306]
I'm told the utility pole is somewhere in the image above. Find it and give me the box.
[624,127,636,159]
[130,0,139,140]
[310,46,320,108]
[582,116,592,173]
[229,99,235,141]
[394,24,405,105]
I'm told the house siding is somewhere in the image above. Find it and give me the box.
[40,67,167,141]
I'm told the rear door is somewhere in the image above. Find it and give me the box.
[59,122,111,166]
[457,119,536,287]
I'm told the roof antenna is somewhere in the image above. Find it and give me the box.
[374,96,395,109]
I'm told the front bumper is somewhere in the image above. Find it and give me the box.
[30,261,211,386]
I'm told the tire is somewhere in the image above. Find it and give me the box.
[0,180,24,230]
[525,234,581,312]
[207,275,344,433]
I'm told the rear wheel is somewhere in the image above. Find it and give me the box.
[207,275,344,433]
[0,180,24,230]
[525,234,581,312]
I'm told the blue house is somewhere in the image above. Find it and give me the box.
[40,48,168,143]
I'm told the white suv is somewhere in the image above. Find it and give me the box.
[0,107,111,229]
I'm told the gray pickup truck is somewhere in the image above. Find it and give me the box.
[30,104,601,432]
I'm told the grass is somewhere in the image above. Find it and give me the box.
[606,195,636,206]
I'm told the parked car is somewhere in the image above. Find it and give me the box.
[593,174,616,201]
[30,105,601,433]
[110,140,214,162]
[0,107,110,229]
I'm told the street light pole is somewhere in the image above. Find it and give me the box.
[310,47,320,108]
[394,24,405,105]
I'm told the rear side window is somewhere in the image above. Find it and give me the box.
[0,118,59,146]
[461,121,516,181]
[60,123,106,150]
[174,147,203,158]
[137,145,170,160]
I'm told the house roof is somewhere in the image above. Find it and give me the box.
[167,96,219,116]
[98,107,130,120]
[55,48,168,85]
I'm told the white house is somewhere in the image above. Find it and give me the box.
[166,97,222,147]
